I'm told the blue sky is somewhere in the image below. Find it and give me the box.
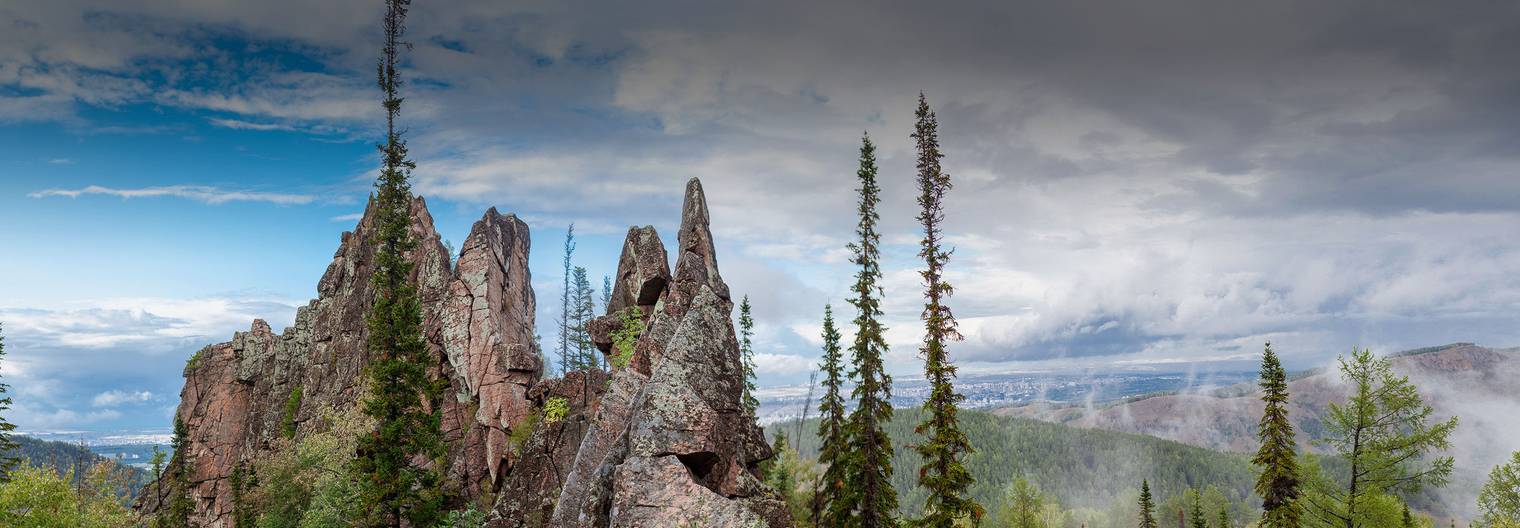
[4,0,1520,432]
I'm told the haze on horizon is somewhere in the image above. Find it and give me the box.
[2,0,1519,433]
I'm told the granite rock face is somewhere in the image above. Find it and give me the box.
[141,179,788,528]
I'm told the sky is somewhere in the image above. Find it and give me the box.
[2,0,1520,433]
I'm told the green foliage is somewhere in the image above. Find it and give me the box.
[765,434,821,525]
[157,416,196,528]
[997,476,1045,528]
[433,507,487,528]
[792,408,1259,528]
[0,461,138,527]
[281,385,303,439]
[0,322,18,481]
[1302,348,1457,528]
[610,307,645,369]
[910,92,980,528]
[1139,480,1157,528]
[815,304,850,527]
[249,408,372,528]
[567,266,599,371]
[543,397,570,424]
[185,348,206,372]
[739,295,759,415]
[556,224,576,376]
[840,133,899,528]
[1189,490,1207,528]
[1252,343,1302,528]
[508,411,540,457]
[1478,451,1520,528]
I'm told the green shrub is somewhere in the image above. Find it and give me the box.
[280,385,303,439]
[609,308,645,369]
[508,412,540,457]
[543,397,569,424]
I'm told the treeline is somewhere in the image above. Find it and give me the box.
[776,408,1258,527]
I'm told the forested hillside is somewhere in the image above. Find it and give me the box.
[11,435,150,491]
[780,408,1260,526]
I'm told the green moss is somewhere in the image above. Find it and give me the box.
[281,385,303,438]
[508,412,540,457]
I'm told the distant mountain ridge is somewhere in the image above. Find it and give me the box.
[994,342,1520,517]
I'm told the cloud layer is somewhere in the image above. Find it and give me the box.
[4,0,1520,427]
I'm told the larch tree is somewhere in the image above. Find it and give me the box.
[0,323,18,481]
[739,295,760,415]
[840,133,899,528]
[910,92,981,528]
[1253,342,1302,528]
[1477,451,1520,528]
[555,224,576,376]
[353,0,447,525]
[998,476,1044,528]
[1304,348,1457,528]
[816,303,850,527]
[1139,480,1158,528]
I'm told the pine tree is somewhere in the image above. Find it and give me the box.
[1252,342,1301,528]
[353,1,447,525]
[910,93,980,528]
[1190,491,1207,528]
[766,433,796,498]
[1305,348,1458,528]
[816,304,850,527]
[150,445,167,503]
[602,275,613,312]
[556,224,576,376]
[1139,480,1158,528]
[0,323,18,481]
[157,417,196,528]
[1217,507,1231,528]
[840,133,899,528]
[739,295,759,415]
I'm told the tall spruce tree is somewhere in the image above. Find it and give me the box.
[840,133,899,528]
[1304,348,1458,528]
[0,323,18,481]
[1139,480,1158,528]
[157,417,195,528]
[601,275,613,312]
[1252,342,1301,528]
[1190,491,1208,528]
[816,304,850,527]
[556,225,576,376]
[1217,507,1231,528]
[910,93,980,527]
[739,295,759,415]
[353,1,447,525]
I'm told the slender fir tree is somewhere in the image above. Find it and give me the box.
[840,133,899,528]
[910,93,980,527]
[602,275,613,312]
[156,417,196,528]
[0,323,18,481]
[556,225,576,376]
[739,295,759,415]
[1252,342,1301,528]
[816,304,850,527]
[353,1,447,525]
[1190,491,1207,528]
[1140,480,1158,528]
[1217,507,1231,528]
[569,266,597,370]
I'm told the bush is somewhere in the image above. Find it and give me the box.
[0,461,137,527]
[609,308,645,369]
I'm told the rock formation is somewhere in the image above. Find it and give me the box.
[139,179,791,528]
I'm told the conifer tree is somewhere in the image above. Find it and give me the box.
[1252,342,1301,528]
[602,275,613,311]
[1401,504,1415,528]
[0,323,18,481]
[840,133,899,528]
[816,304,850,527]
[569,266,597,370]
[766,433,796,498]
[1217,507,1231,528]
[353,1,447,525]
[556,225,576,376]
[739,295,759,415]
[1190,491,1207,528]
[1305,348,1457,528]
[910,93,981,528]
[157,417,196,528]
[1139,480,1158,528]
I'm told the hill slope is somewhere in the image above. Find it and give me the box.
[781,408,1260,526]
[993,343,1520,518]
[11,435,150,492]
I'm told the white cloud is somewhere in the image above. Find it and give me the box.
[91,390,154,407]
[29,185,315,205]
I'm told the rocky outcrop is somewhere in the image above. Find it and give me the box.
[142,179,788,528]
